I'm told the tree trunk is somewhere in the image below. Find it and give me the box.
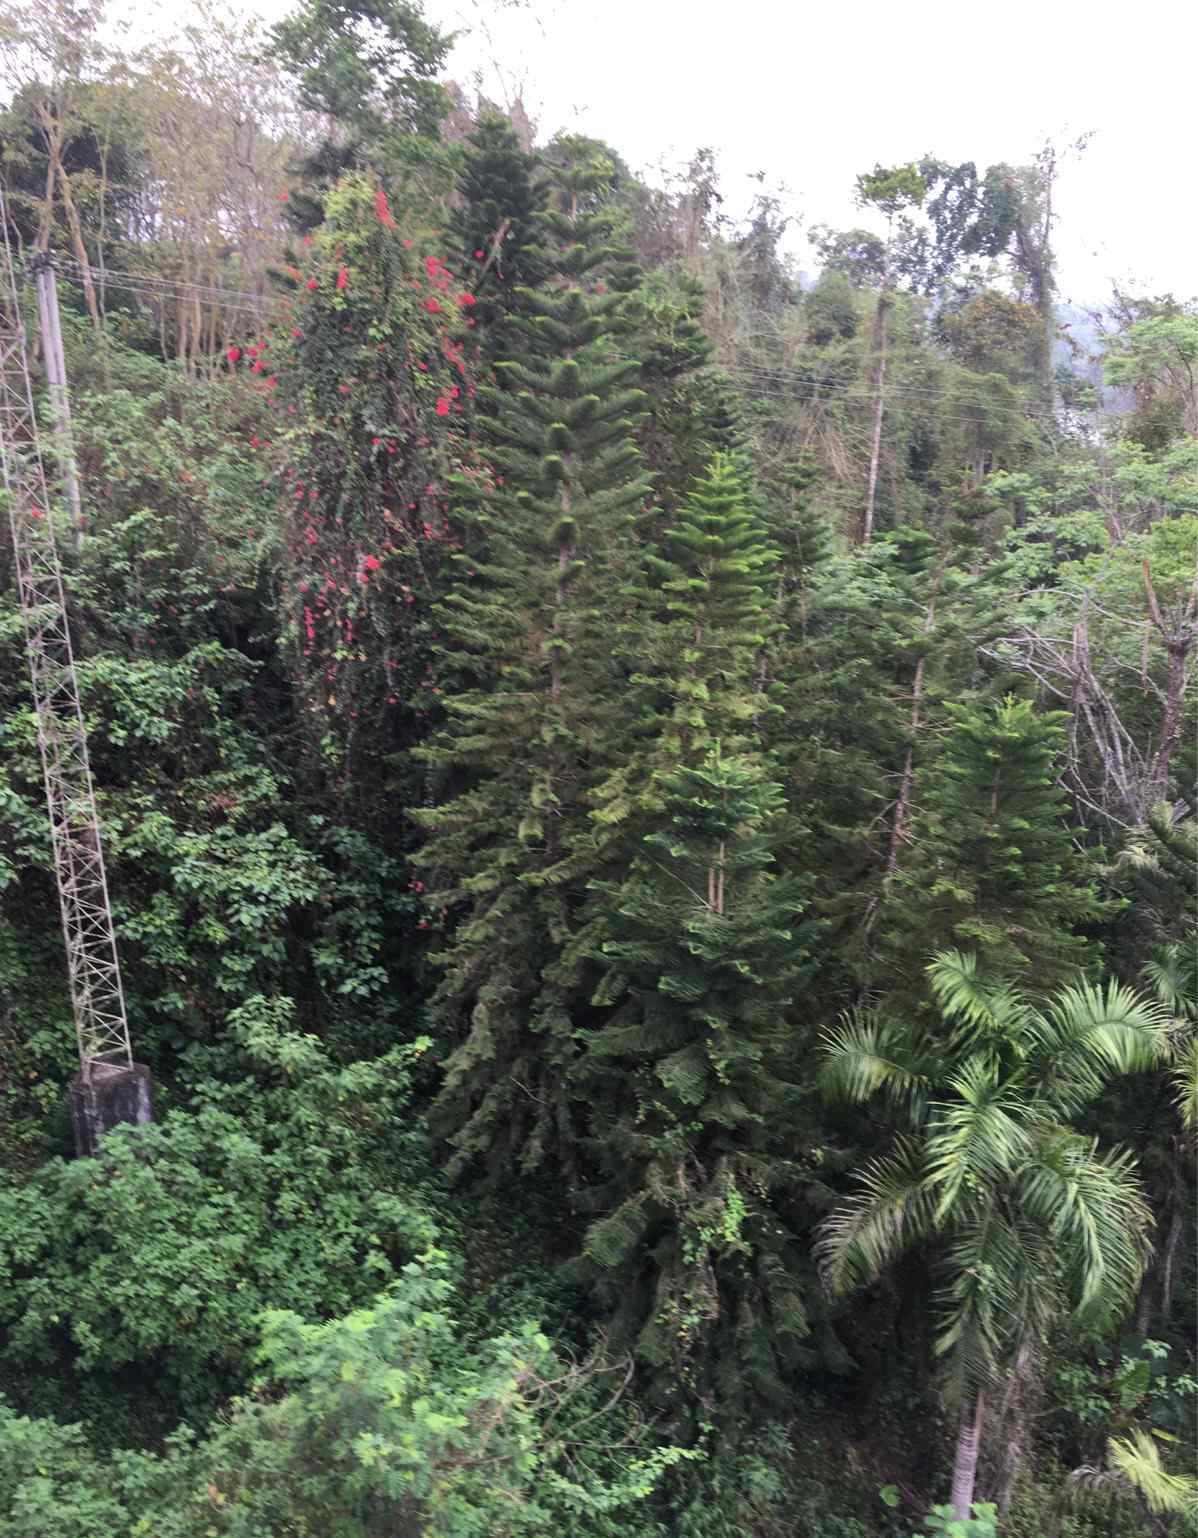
[33,259,84,551]
[885,572,941,874]
[995,1344,1037,1516]
[43,136,103,343]
[862,287,892,545]
[950,1391,985,1521]
[1142,560,1197,807]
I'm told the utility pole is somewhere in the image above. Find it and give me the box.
[31,251,83,552]
[0,196,151,1153]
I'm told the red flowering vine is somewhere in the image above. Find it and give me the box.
[375,187,396,229]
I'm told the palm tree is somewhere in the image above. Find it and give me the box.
[1142,942,1197,1133]
[817,950,1168,1519]
[1060,1427,1198,1534]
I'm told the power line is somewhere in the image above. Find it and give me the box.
[56,261,1056,415]
[58,259,292,312]
[42,260,1198,466]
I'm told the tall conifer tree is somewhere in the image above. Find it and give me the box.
[450,115,546,357]
[416,141,650,1180]
[572,456,822,1416]
[882,695,1109,990]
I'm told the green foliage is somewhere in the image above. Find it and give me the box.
[266,172,471,772]
[271,0,450,163]
[820,951,1166,1402]
[883,695,1110,991]
[1103,1427,1198,1518]
[576,749,819,1413]
[416,137,657,1180]
[450,115,547,352]
[0,1251,692,1537]
[0,17,1191,1522]
[0,1005,436,1428]
[912,1503,997,1538]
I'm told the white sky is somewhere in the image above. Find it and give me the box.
[127,0,1198,305]
[432,0,1198,307]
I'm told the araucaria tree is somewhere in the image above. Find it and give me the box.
[571,455,820,1416]
[577,750,816,1416]
[449,115,546,357]
[882,695,1109,993]
[416,139,652,1180]
[818,950,1167,1517]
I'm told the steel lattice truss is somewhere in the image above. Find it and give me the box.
[0,210,132,1076]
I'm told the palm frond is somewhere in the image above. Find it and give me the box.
[819,1009,937,1123]
[816,1139,934,1296]
[1142,943,1197,1022]
[1171,1036,1198,1133]
[934,1201,1026,1399]
[1106,1428,1198,1519]
[926,949,1031,1045]
[924,1058,1031,1225]
[1030,979,1168,1115]
[1015,1132,1153,1319]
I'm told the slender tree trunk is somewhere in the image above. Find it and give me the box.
[1156,1143,1186,1321]
[995,1344,1037,1517]
[33,259,84,551]
[42,134,103,345]
[37,153,56,250]
[951,1391,985,1521]
[862,286,892,545]
[885,573,941,873]
[1142,560,1196,806]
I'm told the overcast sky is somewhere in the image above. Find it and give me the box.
[128,0,1197,306]
[424,0,1196,306]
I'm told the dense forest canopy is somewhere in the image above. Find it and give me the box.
[0,1,1194,1534]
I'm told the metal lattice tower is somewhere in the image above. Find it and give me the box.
[0,201,132,1081]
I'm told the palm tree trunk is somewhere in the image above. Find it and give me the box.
[995,1344,1037,1516]
[951,1391,986,1520]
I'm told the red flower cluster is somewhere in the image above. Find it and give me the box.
[375,186,396,229]
[336,266,349,291]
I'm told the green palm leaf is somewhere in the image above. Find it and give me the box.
[1014,1133,1152,1318]
[1106,1428,1198,1519]
[819,1009,938,1122]
[927,949,1032,1046]
[1171,1037,1198,1132]
[934,1199,1025,1397]
[1030,979,1167,1116]
[816,1139,934,1296]
[924,1057,1031,1225]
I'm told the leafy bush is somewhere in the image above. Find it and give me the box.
[0,1251,690,1538]
[0,1000,437,1427]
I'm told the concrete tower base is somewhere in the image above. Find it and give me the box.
[70,1062,154,1157]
